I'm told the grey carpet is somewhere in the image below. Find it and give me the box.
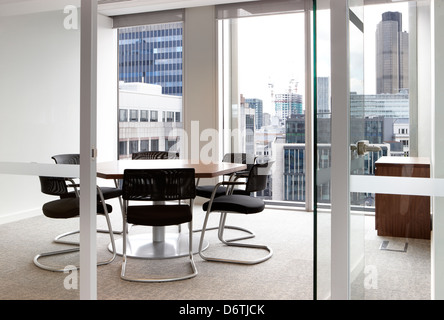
[0,202,313,300]
[0,200,430,300]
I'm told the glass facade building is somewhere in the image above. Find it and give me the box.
[119,22,183,96]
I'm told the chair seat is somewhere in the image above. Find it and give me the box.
[196,185,228,198]
[203,195,265,214]
[42,198,80,219]
[126,204,192,226]
[196,185,250,199]
[62,187,122,200]
[99,186,123,200]
[42,198,113,219]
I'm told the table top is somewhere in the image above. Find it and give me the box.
[375,156,430,166]
[96,159,247,179]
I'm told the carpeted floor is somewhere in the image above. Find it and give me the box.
[0,199,431,300]
[0,202,313,300]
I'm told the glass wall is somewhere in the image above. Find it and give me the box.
[0,0,83,298]
[317,0,433,300]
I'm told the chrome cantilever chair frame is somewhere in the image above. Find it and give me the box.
[34,185,116,272]
[51,153,124,242]
[198,180,272,265]
[194,152,257,242]
[198,161,274,265]
[120,168,197,282]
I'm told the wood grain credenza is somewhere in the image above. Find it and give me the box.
[375,157,431,240]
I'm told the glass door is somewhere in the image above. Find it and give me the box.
[0,0,101,300]
[348,0,366,300]
[316,0,438,300]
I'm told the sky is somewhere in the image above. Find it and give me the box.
[234,2,410,114]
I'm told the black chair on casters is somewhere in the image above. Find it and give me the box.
[34,176,116,272]
[120,168,198,282]
[198,161,274,265]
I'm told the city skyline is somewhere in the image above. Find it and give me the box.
[236,2,409,117]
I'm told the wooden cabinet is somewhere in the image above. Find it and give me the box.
[375,157,431,240]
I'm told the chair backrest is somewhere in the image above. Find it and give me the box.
[245,161,275,194]
[39,176,70,197]
[52,154,80,164]
[132,151,179,160]
[122,168,196,202]
[48,154,79,198]
[222,153,256,173]
[222,153,255,165]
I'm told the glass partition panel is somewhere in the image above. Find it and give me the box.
[349,0,365,300]
[0,0,82,299]
[314,0,332,300]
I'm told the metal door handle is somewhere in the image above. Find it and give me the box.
[350,140,381,156]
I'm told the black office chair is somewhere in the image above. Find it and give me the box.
[131,150,180,233]
[52,154,123,203]
[198,161,274,265]
[120,168,197,282]
[51,153,123,240]
[195,153,255,198]
[34,175,116,272]
[195,153,257,242]
[131,151,179,160]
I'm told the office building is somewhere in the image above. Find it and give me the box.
[245,98,264,130]
[376,11,409,94]
[119,23,183,96]
[317,77,330,117]
[274,92,303,121]
[350,92,409,118]
[118,82,183,159]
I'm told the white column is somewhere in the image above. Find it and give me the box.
[183,6,218,162]
[305,2,314,212]
[432,0,444,300]
[330,0,350,300]
[80,0,98,300]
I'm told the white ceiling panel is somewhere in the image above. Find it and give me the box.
[98,0,258,16]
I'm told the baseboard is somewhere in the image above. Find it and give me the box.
[0,208,41,225]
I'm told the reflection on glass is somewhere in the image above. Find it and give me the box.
[314,1,332,300]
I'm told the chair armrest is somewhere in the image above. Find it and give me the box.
[66,178,80,197]
[209,181,246,201]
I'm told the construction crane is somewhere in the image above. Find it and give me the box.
[288,79,299,94]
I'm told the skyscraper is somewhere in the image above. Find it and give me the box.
[274,92,303,120]
[245,98,263,130]
[118,22,183,96]
[376,11,409,94]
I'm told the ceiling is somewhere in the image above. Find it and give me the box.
[98,0,257,16]
[0,0,258,17]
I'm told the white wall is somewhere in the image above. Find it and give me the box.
[0,9,80,223]
[0,10,117,223]
[183,6,219,163]
[97,14,118,163]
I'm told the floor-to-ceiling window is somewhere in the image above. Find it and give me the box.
[115,12,184,159]
[217,1,310,208]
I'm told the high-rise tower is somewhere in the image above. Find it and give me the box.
[375,11,409,94]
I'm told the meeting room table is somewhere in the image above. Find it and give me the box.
[96,159,247,259]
